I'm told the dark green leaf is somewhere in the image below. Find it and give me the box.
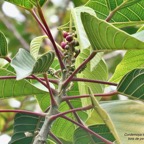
[9,113,44,144]
[81,12,144,51]
[74,125,115,144]
[117,69,144,99]
[0,31,8,56]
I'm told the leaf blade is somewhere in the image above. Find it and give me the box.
[81,12,144,51]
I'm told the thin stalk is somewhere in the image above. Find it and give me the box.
[49,132,62,144]
[30,9,48,36]
[63,52,97,87]
[36,4,65,69]
[32,75,58,95]
[61,115,113,144]
[51,105,92,120]
[72,78,117,86]
[0,109,45,117]
[0,76,59,84]
[62,91,118,101]
[105,1,127,22]
[43,73,57,106]
[65,100,83,124]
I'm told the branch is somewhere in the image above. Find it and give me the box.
[51,105,92,120]
[32,75,58,95]
[30,9,48,36]
[65,100,83,124]
[36,5,65,70]
[61,115,113,144]
[49,132,62,144]
[43,73,57,106]
[62,91,118,101]
[63,52,97,87]
[0,76,59,84]
[0,109,45,117]
[72,78,117,86]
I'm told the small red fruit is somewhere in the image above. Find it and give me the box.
[61,41,67,49]
[62,31,69,38]
[66,35,73,42]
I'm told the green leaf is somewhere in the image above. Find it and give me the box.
[0,68,47,99]
[11,48,55,80]
[110,30,144,83]
[89,89,120,143]
[76,49,107,111]
[0,31,8,56]
[73,125,115,144]
[81,12,144,51]
[117,69,144,99]
[5,0,47,9]
[9,113,44,144]
[110,50,144,82]
[86,0,144,27]
[51,100,88,142]
[100,100,144,144]
[30,35,47,60]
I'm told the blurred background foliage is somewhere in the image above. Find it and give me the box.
[0,0,139,143]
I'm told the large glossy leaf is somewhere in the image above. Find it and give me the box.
[9,113,44,144]
[89,89,120,143]
[51,100,87,142]
[101,100,144,144]
[86,0,144,27]
[117,69,144,99]
[76,49,108,112]
[5,0,47,9]
[11,48,55,80]
[0,31,8,56]
[73,125,115,144]
[0,68,47,99]
[81,12,144,51]
[30,35,47,60]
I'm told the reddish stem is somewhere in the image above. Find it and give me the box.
[49,132,62,144]
[0,76,59,84]
[36,5,65,70]
[3,56,11,63]
[43,73,57,106]
[65,100,83,124]
[30,9,48,36]
[72,78,117,86]
[62,91,118,101]
[32,75,58,95]
[0,109,45,117]
[51,105,92,120]
[61,115,113,144]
